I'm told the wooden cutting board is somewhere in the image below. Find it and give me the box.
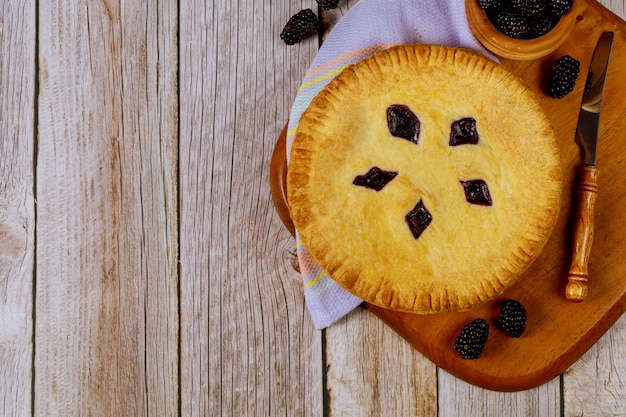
[270,0,626,391]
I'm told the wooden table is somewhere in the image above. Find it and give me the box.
[1,0,624,415]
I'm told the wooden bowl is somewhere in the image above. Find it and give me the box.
[465,0,580,60]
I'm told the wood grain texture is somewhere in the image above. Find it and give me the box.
[564,314,626,417]
[326,308,437,416]
[35,1,178,415]
[438,371,561,417]
[178,0,323,416]
[0,1,36,416]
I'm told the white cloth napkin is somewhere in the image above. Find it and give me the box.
[286,0,496,329]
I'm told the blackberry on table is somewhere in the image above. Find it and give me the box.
[280,9,318,45]
[495,9,529,39]
[546,55,580,98]
[453,318,489,359]
[316,0,340,10]
[497,299,527,338]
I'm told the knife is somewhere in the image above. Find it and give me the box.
[565,31,614,302]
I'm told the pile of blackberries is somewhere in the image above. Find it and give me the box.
[479,0,574,39]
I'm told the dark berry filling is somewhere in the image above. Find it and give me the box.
[461,180,493,206]
[353,167,398,191]
[386,104,421,144]
[449,117,480,146]
[405,200,432,239]
[350,106,494,241]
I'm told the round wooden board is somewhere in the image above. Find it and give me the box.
[270,0,626,391]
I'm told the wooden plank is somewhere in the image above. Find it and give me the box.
[606,0,625,17]
[0,1,36,416]
[35,1,178,415]
[563,313,626,416]
[438,372,561,417]
[326,308,437,416]
[178,0,323,415]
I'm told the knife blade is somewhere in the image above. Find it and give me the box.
[565,31,614,302]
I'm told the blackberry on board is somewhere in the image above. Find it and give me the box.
[453,318,489,359]
[280,9,319,45]
[546,55,580,98]
[316,0,340,10]
[497,299,527,338]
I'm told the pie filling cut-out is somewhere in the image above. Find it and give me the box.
[386,104,421,144]
[353,167,398,191]
[405,199,433,239]
[461,179,493,206]
[449,117,480,146]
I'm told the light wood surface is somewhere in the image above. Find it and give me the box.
[0,0,624,416]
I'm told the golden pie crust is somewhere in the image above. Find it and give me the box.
[288,44,562,314]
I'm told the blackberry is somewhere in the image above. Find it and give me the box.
[511,0,546,20]
[528,16,557,38]
[497,299,527,338]
[478,0,502,11]
[495,9,528,39]
[316,0,340,10]
[548,0,573,17]
[280,9,318,45]
[453,318,489,359]
[546,55,580,98]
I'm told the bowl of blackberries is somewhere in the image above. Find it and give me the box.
[466,0,578,60]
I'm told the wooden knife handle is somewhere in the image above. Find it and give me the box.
[565,166,599,302]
